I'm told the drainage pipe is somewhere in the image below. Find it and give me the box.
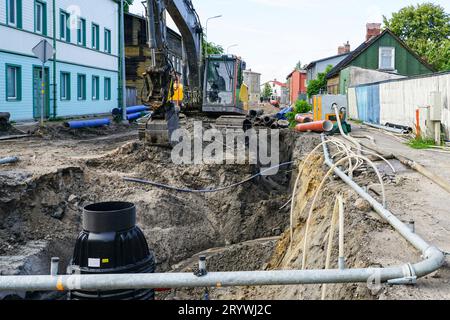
[64,119,110,129]
[363,122,409,135]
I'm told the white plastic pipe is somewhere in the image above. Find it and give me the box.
[0,139,444,292]
[338,195,345,270]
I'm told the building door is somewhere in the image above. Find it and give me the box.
[33,66,50,119]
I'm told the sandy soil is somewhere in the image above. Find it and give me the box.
[0,120,449,300]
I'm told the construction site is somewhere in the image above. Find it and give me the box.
[0,0,450,303]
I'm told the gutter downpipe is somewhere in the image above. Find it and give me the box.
[120,0,127,122]
[0,140,444,291]
[52,0,57,118]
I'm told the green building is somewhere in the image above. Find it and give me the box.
[326,28,434,95]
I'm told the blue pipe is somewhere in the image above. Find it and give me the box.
[127,112,149,121]
[276,106,293,120]
[112,105,149,115]
[64,118,111,129]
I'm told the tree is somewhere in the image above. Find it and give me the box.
[383,3,450,71]
[306,65,333,98]
[295,61,302,71]
[202,36,224,55]
[261,83,273,100]
[123,0,133,13]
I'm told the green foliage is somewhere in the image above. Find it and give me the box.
[295,61,302,71]
[408,137,436,149]
[294,100,312,114]
[202,37,224,55]
[123,0,133,13]
[261,83,273,99]
[383,3,450,71]
[306,65,333,98]
[286,100,312,127]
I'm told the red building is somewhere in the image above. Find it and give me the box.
[286,69,307,104]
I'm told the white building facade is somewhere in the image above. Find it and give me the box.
[0,0,121,121]
[243,69,261,105]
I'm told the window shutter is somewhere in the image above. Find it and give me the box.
[16,0,22,29]
[17,67,22,101]
[67,74,71,100]
[43,2,47,36]
[66,14,71,42]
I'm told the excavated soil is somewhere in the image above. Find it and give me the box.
[1,120,449,300]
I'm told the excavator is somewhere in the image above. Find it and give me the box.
[138,0,251,146]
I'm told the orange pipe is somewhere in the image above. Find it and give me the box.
[416,109,421,138]
[295,114,313,123]
[295,120,334,133]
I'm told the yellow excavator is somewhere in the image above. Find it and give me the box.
[138,0,250,146]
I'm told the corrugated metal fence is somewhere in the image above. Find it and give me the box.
[348,72,450,139]
[126,87,138,107]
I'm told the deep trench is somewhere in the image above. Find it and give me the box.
[0,129,314,300]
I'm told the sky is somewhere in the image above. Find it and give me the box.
[130,0,450,83]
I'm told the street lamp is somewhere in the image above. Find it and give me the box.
[205,15,222,53]
[227,44,238,54]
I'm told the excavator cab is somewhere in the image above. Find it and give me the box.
[202,55,247,115]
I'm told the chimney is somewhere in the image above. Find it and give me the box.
[338,41,351,54]
[344,41,351,52]
[366,23,381,41]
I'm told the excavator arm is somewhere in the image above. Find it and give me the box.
[142,0,203,111]
[139,0,203,146]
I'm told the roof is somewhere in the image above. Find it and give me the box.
[261,80,287,87]
[326,28,435,79]
[271,80,287,87]
[305,52,352,70]
[286,69,307,79]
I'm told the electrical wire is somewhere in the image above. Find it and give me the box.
[124,161,294,193]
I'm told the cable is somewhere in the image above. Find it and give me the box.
[124,161,294,193]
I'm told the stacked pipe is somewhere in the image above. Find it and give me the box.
[295,114,313,124]
[112,105,151,122]
[247,110,289,129]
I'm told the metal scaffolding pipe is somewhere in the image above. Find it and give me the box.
[0,138,445,292]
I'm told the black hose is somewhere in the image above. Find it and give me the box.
[124,161,294,193]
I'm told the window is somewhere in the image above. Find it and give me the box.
[77,74,86,100]
[35,1,46,35]
[60,11,70,42]
[379,47,395,70]
[60,72,71,100]
[104,29,111,53]
[77,18,86,46]
[92,23,100,50]
[104,77,111,100]
[6,64,21,101]
[92,76,99,100]
[7,0,22,28]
